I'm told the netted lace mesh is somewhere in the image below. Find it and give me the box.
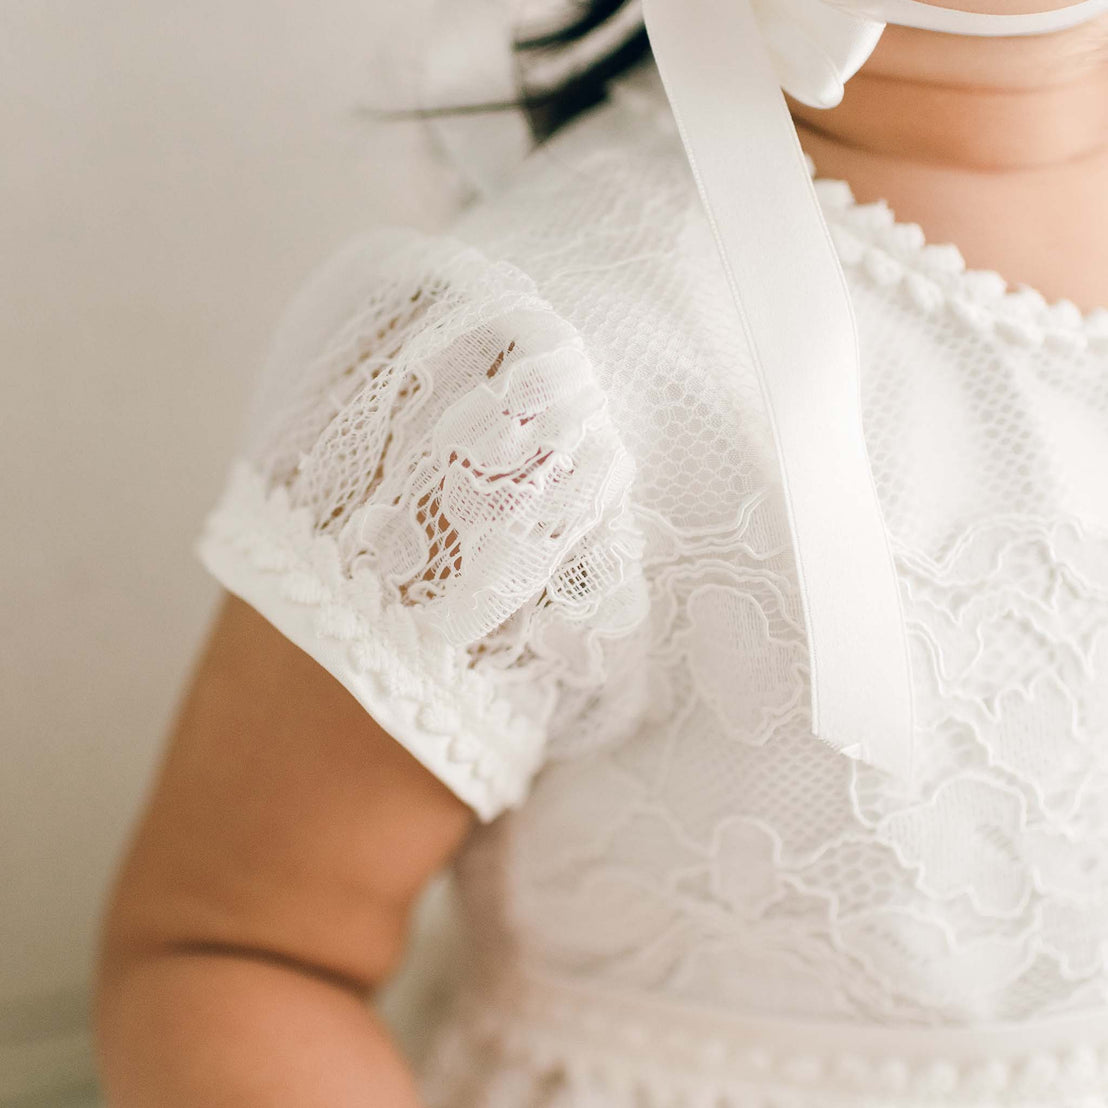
[440,62,1108,1058]
[245,242,636,641]
[199,223,650,818]
[199,57,1108,1108]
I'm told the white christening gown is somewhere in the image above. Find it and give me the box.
[196,60,1108,1107]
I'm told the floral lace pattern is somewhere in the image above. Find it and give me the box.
[196,58,1108,1107]
[445,61,1108,1105]
[197,229,649,820]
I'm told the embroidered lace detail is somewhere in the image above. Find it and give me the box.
[197,229,648,820]
[429,57,1108,1097]
[195,56,1108,1106]
[417,974,1108,1106]
[475,511,1108,1017]
[807,159,1108,352]
[198,463,540,816]
[615,60,1108,348]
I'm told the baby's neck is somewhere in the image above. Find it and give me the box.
[788,19,1108,314]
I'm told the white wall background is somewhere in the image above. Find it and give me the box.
[0,4,470,1103]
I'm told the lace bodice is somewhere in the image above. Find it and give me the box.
[196,61,1108,1106]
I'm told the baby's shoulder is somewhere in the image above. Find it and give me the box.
[451,62,701,287]
[432,63,728,400]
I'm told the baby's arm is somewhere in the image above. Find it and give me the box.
[95,592,475,1106]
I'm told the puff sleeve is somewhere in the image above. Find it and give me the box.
[194,228,647,821]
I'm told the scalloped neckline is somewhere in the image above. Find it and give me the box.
[805,154,1108,346]
[613,59,1108,348]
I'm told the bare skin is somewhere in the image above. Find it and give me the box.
[95,5,1108,1107]
[95,595,474,1106]
[790,2,1108,313]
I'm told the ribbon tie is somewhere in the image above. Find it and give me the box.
[642,0,1108,779]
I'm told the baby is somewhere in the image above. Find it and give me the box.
[95,3,1108,1106]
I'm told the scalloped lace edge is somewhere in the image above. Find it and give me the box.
[611,62,1108,350]
[805,153,1108,352]
[419,971,1108,1105]
[194,460,548,822]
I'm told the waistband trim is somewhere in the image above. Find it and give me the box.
[456,968,1108,1103]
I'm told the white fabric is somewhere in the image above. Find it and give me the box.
[383,0,1108,784]
[198,226,646,820]
[643,0,1108,781]
[644,0,914,777]
[196,60,1108,1104]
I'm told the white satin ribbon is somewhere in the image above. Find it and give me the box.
[642,0,1108,779]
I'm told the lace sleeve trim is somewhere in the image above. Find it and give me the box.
[196,461,548,821]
